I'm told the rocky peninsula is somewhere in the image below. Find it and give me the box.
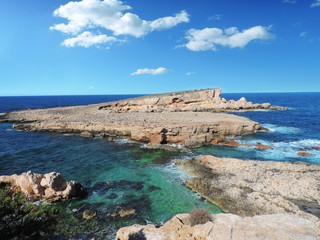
[0,89,273,148]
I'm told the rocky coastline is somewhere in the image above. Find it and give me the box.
[176,155,320,221]
[116,213,318,240]
[116,155,320,239]
[0,89,275,148]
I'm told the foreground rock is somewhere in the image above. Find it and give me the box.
[116,213,318,240]
[98,89,276,113]
[0,171,87,202]
[176,155,320,221]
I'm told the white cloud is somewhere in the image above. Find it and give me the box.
[131,67,169,76]
[208,14,222,21]
[311,0,320,7]
[62,31,120,47]
[186,72,195,76]
[50,0,189,40]
[283,0,297,4]
[183,26,275,51]
[300,31,308,38]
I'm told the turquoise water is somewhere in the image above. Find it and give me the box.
[1,93,320,239]
[0,121,220,239]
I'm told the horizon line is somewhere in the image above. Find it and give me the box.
[0,91,320,97]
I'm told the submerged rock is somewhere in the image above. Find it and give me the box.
[116,213,318,240]
[82,209,97,220]
[298,152,311,156]
[0,171,87,202]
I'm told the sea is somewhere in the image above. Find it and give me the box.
[0,92,319,239]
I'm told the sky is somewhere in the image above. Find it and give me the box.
[0,0,320,96]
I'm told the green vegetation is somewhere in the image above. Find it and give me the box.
[0,182,59,239]
[188,208,213,226]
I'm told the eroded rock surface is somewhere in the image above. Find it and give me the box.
[116,213,318,240]
[176,155,320,221]
[0,110,264,148]
[99,89,274,113]
[0,171,87,202]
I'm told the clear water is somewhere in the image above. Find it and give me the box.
[1,93,320,239]
[0,95,221,239]
[196,92,320,164]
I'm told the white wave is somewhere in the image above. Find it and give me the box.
[237,138,320,163]
[262,124,301,134]
[116,138,134,145]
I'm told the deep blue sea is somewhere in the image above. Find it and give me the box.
[0,93,319,239]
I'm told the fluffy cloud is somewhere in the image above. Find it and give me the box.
[131,67,169,76]
[50,0,189,44]
[311,0,320,7]
[183,26,274,51]
[186,72,195,76]
[283,0,297,4]
[62,31,119,47]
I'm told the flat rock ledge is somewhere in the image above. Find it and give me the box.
[0,89,276,148]
[0,171,87,202]
[1,112,263,149]
[176,155,320,222]
[116,213,319,240]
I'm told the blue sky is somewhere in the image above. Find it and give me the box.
[0,0,319,96]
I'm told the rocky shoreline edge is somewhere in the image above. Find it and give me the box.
[0,89,278,149]
[116,155,320,239]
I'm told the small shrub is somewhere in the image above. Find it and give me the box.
[128,230,146,240]
[189,208,213,226]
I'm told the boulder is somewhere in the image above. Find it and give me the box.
[298,152,311,156]
[80,131,94,138]
[255,142,271,150]
[0,171,87,202]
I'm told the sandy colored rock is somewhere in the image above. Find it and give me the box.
[79,131,94,138]
[0,171,87,202]
[177,155,320,221]
[298,152,311,156]
[83,209,97,220]
[255,142,271,150]
[116,213,317,240]
[98,89,274,113]
[1,93,266,148]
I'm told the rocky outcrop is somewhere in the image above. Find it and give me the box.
[0,89,275,148]
[1,106,264,147]
[176,155,320,221]
[116,213,318,240]
[98,89,275,113]
[0,171,87,202]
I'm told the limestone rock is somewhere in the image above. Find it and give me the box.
[80,131,94,138]
[116,213,317,240]
[2,89,272,148]
[0,171,87,202]
[177,155,320,221]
